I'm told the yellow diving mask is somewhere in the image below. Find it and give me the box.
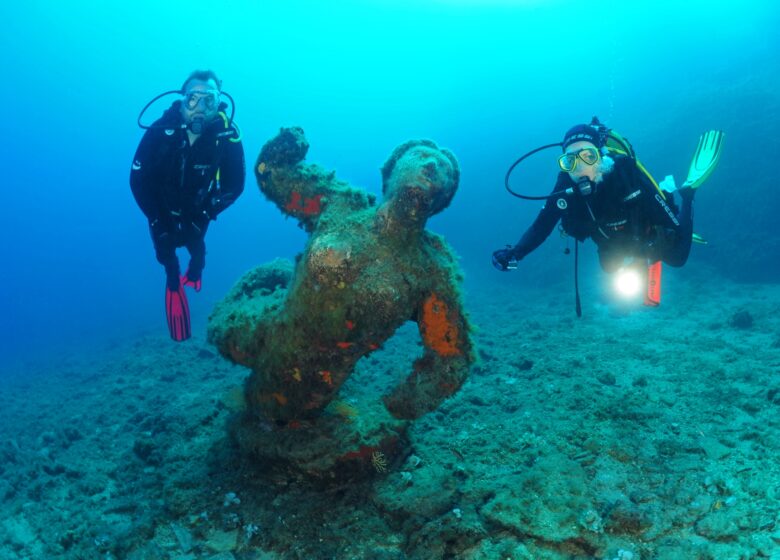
[558,147,600,172]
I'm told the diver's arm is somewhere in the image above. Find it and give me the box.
[510,179,565,259]
[384,290,473,420]
[511,205,560,259]
[210,131,245,217]
[255,127,372,232]
[630,161,694,266]
[632,163,683,231]
[129,130,163,221]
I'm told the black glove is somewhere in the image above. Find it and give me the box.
[492,247,519,271]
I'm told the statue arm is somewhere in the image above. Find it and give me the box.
[255,127,374,232]
[384,289,474,419]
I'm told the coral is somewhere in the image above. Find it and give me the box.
[371,451,388,473]
[420,293,462,357]
[284,191,323,216]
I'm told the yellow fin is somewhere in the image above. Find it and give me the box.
[683,131,725,189]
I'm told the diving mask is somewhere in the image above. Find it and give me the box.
[558,147,600,172]
[183,89,220,111]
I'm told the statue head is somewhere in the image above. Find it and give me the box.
[380,140,460,225]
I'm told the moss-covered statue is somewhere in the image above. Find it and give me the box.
[209,127,474,428]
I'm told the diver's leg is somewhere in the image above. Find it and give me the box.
[152,226,181,290]
[184,223,208,282]
[662,190,694,267]
[598,247,623,273]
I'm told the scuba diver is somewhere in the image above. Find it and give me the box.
[130,70,245,341]
[492,117,724,314]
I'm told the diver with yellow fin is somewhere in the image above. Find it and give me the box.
[491,117,724,316]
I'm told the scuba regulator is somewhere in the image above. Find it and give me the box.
[503,116,634,202]
[136,89,237,133]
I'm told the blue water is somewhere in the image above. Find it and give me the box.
[1,0,778,367]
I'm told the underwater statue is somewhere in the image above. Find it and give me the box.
[209,127,474,428]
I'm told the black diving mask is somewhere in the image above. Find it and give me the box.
[183,89,219,111]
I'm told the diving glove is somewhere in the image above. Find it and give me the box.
[492,246,520,271]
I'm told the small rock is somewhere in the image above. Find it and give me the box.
[729,310,753,329]
[37,431,57,447]
[597,372,617,386]
[205,529,238,553]
[604,502,652,535]
[695,511,738,539]
[515,359,533,371]
[62,426,83,443]
[223,492,241,507]
[42,463,66,476]
[171,522,193,553]
[132,437,159,465]
[206,553,236,560]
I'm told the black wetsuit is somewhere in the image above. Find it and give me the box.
[130,102,245,288]
[511,155,693,272]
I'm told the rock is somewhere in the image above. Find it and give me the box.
[694,511,738,540]
[2,515,37,549]
[597,372,617,386]
[171,522,193,553]
[515,359,533,371]
[603,501,653,535]
[132,436,159,465]
[205,529,238,553]
[729,310,753,329]
[480,456,591,543]
[62,426,83,443]
[206,554,236,560]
